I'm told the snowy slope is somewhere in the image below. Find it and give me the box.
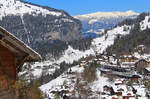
[92,25,132,53]
[56,46,95,64]
[92,13,150,54]
[0,0,63,20]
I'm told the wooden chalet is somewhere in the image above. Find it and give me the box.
[120,55,138,63]
[130,75,141,83]
[0,27,41,99]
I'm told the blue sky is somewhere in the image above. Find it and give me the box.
[25,0,150,15]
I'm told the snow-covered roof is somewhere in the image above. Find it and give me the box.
[145,67,150,72]
[0,26,41,62]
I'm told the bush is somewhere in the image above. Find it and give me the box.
[82,62,98,83]
[17,80,44,99]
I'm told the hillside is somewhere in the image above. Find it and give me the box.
[106,13,150,55]
[0,0,83,58]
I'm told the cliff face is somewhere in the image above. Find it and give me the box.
[0,0,83,48]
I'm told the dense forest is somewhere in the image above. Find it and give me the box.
[35,36,93,60]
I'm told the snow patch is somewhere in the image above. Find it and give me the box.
[56,46,95,64]
[91,70,111,92]
[140,16,150,30]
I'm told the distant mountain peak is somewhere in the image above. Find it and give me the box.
[74,10,139,20]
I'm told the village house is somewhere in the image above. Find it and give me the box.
[0,27,41,99]
[102,85,115,95]
[123,94,135,99]
[120,54,138,63]
[102,85,111,95]
[130,75,141,83]
[135,45,146,54]
[120,62,135,68]
[114,78,126,86]
[79,61,86,67]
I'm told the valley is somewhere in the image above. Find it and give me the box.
[0,0,150,99]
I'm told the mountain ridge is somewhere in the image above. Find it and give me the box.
[74,10,139,20]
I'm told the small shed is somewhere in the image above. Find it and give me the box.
[130,75,141,83]
[0,27,41,99]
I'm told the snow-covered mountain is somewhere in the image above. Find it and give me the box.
[74,11,139,35]
[0,0,82,51]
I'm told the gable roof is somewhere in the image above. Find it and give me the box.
[0,26,41,62]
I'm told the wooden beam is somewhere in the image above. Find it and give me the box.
[0,28,41,62]
[3,39,26,54]
[0,40,20,54]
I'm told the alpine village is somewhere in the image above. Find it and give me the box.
[1,0,150,99]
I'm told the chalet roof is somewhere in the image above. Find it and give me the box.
[135,59,149,65]
[145,68,150,72]
[0,26,41,62]
[131,75,141,78]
